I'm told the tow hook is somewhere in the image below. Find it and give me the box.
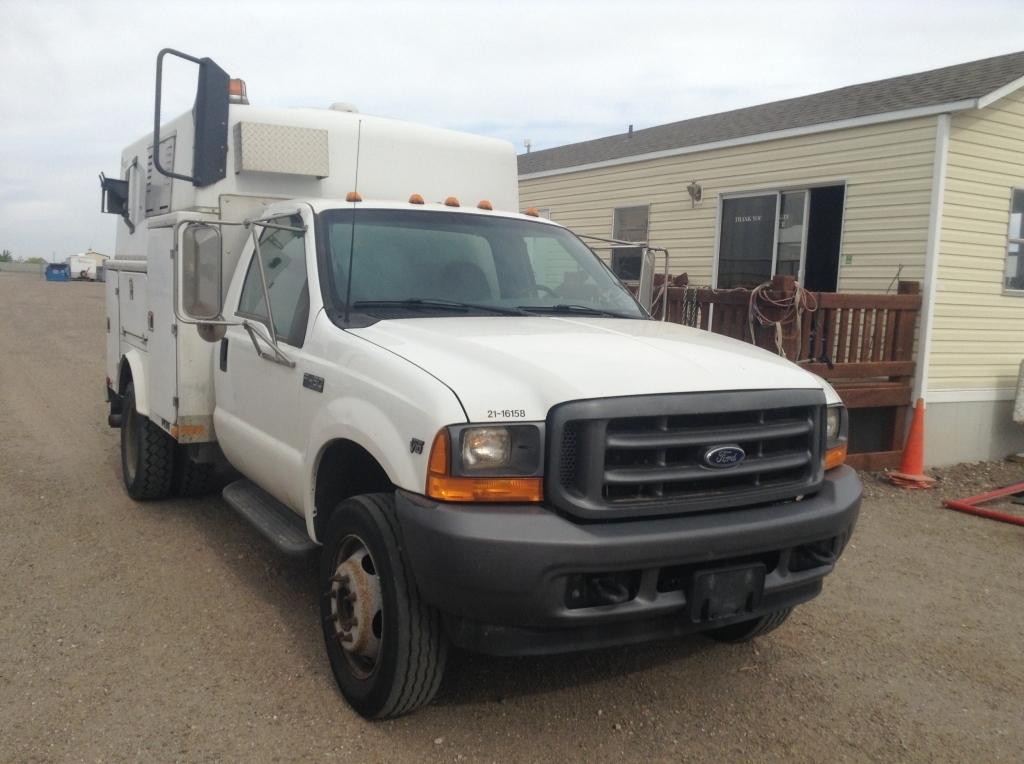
[591,575,631,605]
[566,571,637,609]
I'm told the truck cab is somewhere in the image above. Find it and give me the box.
[102,50,860,719]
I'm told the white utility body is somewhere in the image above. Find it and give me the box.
[102,50,860,720]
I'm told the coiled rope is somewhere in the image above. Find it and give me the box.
[747,281,818,359]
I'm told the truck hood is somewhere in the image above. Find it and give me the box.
[348,316,829,422]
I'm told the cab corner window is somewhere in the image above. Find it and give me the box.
[237,215,310,346]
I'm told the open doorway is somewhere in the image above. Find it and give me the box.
[803,185,845,292]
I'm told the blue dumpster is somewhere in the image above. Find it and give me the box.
[45,263,71,282]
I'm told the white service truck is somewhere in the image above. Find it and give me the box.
[101,49,861,718]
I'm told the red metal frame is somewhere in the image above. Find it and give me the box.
[942,481,1024,527]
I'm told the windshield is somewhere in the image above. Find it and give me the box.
[318,209,645,320]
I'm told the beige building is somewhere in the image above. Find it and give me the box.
[519,51,1024,466]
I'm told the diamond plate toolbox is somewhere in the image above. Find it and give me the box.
[233,122,329,178]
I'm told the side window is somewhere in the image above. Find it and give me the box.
[237,215,310,346]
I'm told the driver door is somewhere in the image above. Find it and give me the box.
[214,211,315,510]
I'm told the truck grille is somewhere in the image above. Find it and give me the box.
[546,390,826,520]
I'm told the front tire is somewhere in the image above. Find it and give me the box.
[120,383,174,501]
[705,607,793,643]
[319,493,447,719]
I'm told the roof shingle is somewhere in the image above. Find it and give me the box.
[518,50,1024,176]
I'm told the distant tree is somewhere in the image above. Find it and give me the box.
[24,257,47,265]
[0,249,12,262]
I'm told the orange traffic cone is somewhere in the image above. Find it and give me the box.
[888,398,936,489]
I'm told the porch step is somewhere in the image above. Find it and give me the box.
[222,480,318,557]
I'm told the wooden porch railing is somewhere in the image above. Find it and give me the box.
[648,275,923,470]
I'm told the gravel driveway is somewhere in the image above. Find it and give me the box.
[2,271,1022,762]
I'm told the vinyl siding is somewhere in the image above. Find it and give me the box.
[520,117,938,293]
[930,89,1024,392]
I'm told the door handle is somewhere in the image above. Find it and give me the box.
[219,338,229,371]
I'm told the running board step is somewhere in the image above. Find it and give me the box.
[222,480,318,556]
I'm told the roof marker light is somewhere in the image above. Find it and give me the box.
[444,196,460,207]
[409,193,425,204]
[346,191,362,202]
[524,207,540,217]
[228,78,249,105]
[477,199,493,210]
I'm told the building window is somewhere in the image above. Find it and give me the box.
[716,185,844,291]
[1006,189,1024,292]
[610,205,649,280]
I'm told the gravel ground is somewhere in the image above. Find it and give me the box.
[2,271,1023,763]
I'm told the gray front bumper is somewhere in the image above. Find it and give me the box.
[395,466,861,654]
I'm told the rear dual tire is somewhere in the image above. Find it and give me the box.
[171,448,216,497]
[119,383,215,500]
[120,383,175,500]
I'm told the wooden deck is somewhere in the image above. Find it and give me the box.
[650,275,922,470]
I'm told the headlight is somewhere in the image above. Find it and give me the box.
[454,424,543,476]
[826,407,841,443]
[462,427,512,470]
[824,404,848,470]
[427,423,545,502]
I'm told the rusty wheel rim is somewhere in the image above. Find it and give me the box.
[326,535,383,679]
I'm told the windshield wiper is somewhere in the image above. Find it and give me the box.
[518,304,637,319]
[352,298,531,316]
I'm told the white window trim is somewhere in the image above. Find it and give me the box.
[712,182,846,290]
[1004,186,1024,297]
[610,204,651,244]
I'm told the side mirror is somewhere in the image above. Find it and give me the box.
[99,173,128,215]
[181,223,223,322]
[153,49,230,187]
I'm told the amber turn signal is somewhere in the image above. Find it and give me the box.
[824,443,847,471]
[426,430,543,503]
[228,78,249,104]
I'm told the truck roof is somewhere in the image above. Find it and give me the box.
[113,104,520,258]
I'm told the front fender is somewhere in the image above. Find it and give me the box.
[304,401,444,541]
[120,349,149,417]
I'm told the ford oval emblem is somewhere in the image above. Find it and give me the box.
[703,445,746,469]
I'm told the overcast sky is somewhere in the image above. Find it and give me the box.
[1,0,1021,260]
